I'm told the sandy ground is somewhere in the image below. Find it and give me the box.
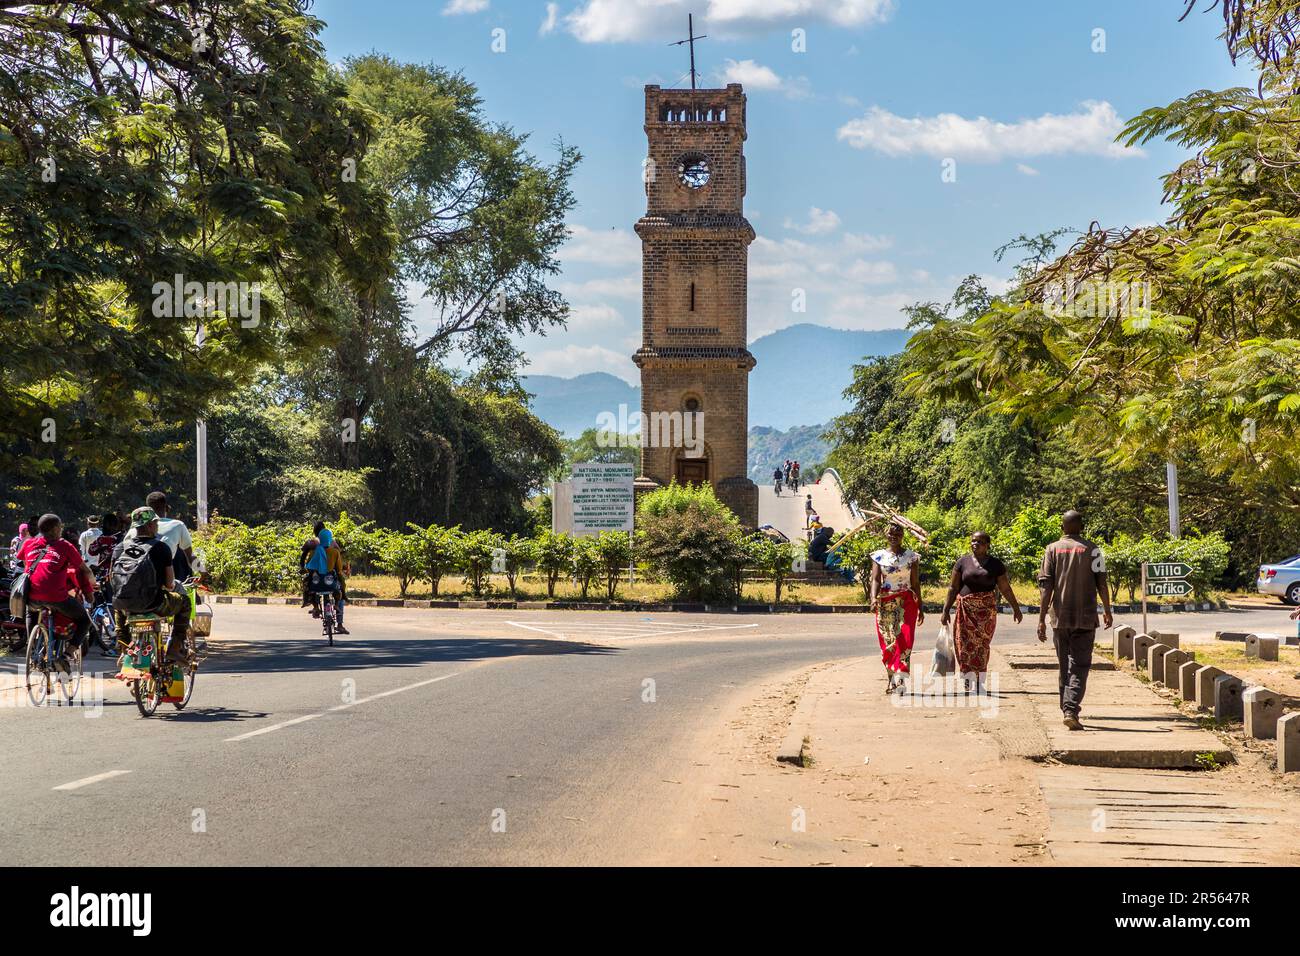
[652,657,1051,866]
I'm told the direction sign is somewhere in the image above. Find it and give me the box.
[1146,562,1192,580]
[1146,580,1193,597]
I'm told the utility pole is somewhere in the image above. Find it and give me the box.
[1166,461,1180,539]
[196,321,209,527]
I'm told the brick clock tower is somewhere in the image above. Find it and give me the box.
[633,83,759,527]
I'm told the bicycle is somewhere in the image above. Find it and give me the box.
[24,602,84,707]
[773,477,783,496]
[89,572,117,657]
[117,583,200,717]
[306,571,341,646]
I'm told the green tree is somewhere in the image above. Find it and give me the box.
[534,529,574,598]
[409,523,463,598]
[499,534,537,598]
[571,536,601,600]
[459,529,502,598]
[0,1,392,482]
[378,530,425,599]
[594,531,632,601]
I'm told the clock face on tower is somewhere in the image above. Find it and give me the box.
[677,153,711,189]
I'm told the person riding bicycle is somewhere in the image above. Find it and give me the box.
[125,492,193,581]
[300,523,349,634]
[17,514,95,661]
[772,467,783,494]
[111,507,190,664]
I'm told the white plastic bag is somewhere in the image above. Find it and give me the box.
[930,624,956,676]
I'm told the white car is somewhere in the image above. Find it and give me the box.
[1257,554,1300,605]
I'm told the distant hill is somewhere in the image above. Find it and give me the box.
[523,324,910,436]
[748,324,911,430]
[522,372,639,437]
[747,424,830,481]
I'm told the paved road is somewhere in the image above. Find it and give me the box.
[0,603,1293,865]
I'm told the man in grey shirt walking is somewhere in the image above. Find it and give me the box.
[1037,510,1113,730]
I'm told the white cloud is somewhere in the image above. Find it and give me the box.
[842,231,893,253]
[559,274,641,301]
[837,100,1143,162]
[843,259,898,284]
[527,344,638,384]
[567,0,893,43]
[560,225,641,268]
[540,2,560,35]
[784,206,841,235]
[442,0,488,14]
[1016,163,1039,176]
[715,59,812,98]
[567,303,625,330]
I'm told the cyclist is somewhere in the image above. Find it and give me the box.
[772,467,783,496]
[125,492,193,581]
[111,507,190,664]
[301,524,349,633]
[791,461,801,492]
[17,514,95,664]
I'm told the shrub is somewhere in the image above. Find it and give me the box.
[834,533,879,602]
[746,533,800,603]
[594,531,633,601]
[459,529,502,598]
[638,487,745,602]
[535,529,575,598]
[499,534,537,598]
[571,536,602,599]
[378,530,425,598]
[408,523,464,597]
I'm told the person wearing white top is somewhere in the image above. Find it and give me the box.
[868,522,925,693]
[78,517,102,560]
[124,492,194,576]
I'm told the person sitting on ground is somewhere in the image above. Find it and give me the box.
[809,525,834,564]
[112,507,191,663]
[17,514,96,662]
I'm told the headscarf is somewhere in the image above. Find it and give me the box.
[305,528,332,574]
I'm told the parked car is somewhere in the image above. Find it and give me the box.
[1257,555,1300,604]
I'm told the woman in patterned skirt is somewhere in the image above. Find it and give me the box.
[940,531,1023,691]
[869,523,924,693]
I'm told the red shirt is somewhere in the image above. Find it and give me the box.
[19,537,88,603]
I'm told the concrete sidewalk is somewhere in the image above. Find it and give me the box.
[993,642,1300,865]
[1002,642,1232,769]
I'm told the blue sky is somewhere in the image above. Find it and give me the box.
[312,0,1249,383]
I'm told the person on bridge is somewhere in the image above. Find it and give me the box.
[791,461,800,492]
[772,466,783,495]
[869,522,923,694]
[940,531,1023,693]
[1037,510,1112,731]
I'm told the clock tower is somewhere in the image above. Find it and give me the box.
[633,83,759,527]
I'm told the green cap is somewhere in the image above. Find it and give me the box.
[130,506,158,529]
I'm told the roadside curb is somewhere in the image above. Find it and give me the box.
[213,595,1238,615]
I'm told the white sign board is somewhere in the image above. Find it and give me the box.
[567,462,635,535]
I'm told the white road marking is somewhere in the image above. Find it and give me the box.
[226,672,461,742]
[225,713,322,742]
[506,620,761,641]
[53,770,131,791]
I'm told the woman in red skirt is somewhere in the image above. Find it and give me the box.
[940,531,1023,692]
[869,523,924,694]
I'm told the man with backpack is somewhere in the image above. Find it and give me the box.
[111,507,189,663]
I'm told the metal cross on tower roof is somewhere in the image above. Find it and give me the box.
[668,14,708,90]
